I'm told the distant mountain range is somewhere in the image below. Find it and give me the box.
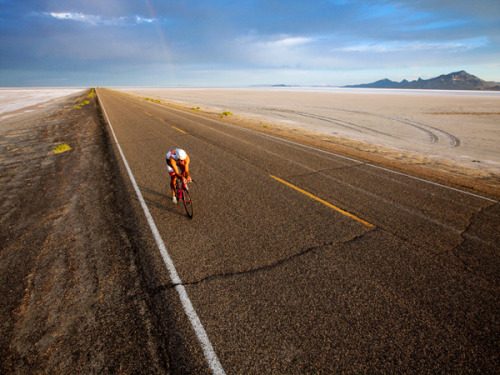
[344,71,500,91]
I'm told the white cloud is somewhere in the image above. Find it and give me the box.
[135,16,154,24]
[338,37,490,53]
[49,12,71,19]
[49,12,105,25]
[232,34,318,66]
[263,36,313,48]
[46,12,154,26]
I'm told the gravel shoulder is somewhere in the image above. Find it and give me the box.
[0,91,170,373]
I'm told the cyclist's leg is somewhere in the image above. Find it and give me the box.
[171,175,180,203]
[167,163,178,202]
[170,174,177,195]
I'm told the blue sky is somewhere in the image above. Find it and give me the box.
[1,0,499,87]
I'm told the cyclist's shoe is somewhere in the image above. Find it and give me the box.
[172,196,177,204]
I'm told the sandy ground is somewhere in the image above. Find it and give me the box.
[0,91,169,373]
[121,87,500,195]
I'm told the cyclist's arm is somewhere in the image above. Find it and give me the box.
[183,156,192,182]
[169,158,184,178]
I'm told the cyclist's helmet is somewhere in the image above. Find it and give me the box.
[176,148,187,161]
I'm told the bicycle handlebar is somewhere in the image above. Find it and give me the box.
[177,178,196,188]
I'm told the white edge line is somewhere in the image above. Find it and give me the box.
[97,91,226,375]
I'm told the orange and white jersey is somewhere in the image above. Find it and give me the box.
[166,148,188,173]
[166,148,184,161]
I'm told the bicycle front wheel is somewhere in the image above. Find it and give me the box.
[182,188,194,218]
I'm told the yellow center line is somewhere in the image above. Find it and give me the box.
[270,175,374,227]
[145,112,152,116]
[172,126,187,134]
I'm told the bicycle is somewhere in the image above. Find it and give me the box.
[175,178,194,218]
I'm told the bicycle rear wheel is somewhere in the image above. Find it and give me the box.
[182,188,194,218]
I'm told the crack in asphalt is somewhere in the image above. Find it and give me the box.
[151,229,376,293]
[456,202,500,249]
[446,202,499,284]
[132,96,497,290]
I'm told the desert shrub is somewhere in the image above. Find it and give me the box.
[53,143,71,154]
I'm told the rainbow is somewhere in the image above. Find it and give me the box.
[144,0,176,83]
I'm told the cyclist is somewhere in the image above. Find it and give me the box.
[166,148,191,203]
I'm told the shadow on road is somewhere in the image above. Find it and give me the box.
[139,185,187,218]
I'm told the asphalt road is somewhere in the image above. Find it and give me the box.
[96,88,499,374]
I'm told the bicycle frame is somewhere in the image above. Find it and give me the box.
[176,178,188,198]
[176,181,185,200]
[176,178,194,218]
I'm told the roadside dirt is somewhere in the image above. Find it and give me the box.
[0,91,170,373]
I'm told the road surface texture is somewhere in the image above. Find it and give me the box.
[96,89,499,374]
[1,88,498,374]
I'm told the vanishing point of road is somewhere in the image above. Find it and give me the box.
[96,88,499,374]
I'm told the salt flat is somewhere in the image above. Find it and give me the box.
[0,88,85,119]
[1,86,498,189]
[122,87,500,183]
